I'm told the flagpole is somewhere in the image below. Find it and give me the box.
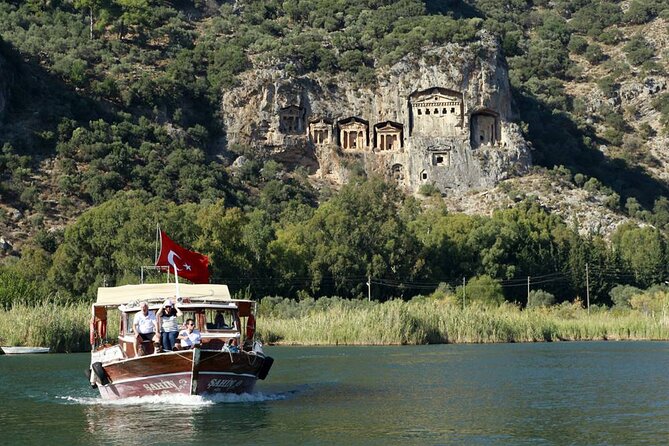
[173,265,181,302]
[155,223,160,264]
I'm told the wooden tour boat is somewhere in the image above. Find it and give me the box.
[88,283,273,400]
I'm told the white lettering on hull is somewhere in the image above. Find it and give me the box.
[143,378,188,393]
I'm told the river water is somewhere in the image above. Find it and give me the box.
[1,342,669,445]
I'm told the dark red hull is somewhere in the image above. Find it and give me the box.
[95,349,267,400]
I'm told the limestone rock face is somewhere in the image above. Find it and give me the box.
[220,31,531,194]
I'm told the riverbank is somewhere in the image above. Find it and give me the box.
[0,302,94,352]
[1,298,668,352]
[259,298,669,345]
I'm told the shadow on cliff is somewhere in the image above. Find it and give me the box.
[514,88,669,208]
[0,38,113,157]
[425,0,480,18]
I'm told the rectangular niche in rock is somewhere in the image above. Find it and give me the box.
[432,152,451,167]
[470,108,500,148]
[279,105,305,134]
[374,121,403,151]
[338,117,369,150]
[309,118,333,145]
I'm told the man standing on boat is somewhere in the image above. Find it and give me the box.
[133,301,158,356]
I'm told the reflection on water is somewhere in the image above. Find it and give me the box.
[2,344,669,445]
[76,393,289,445]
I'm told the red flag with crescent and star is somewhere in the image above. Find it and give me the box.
[155,231,210,284]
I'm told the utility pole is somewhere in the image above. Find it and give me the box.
[586,263,590,314]
[462,276,466,310]
[367,275,371,302]
[527,276,530,307]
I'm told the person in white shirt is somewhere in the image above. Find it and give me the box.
[178,318,201,349]
[133,301,158,356]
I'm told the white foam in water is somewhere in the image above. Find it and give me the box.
[57,391,288,406]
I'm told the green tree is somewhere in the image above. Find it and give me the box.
[624,36,655,66]
[274,177,423,298]
[612,223,667,288]
[527,289,555,308]
[195,203,254,287]
[73,0,111,39]
[461,275,504,306]
[115,0,153,40]
[48,193,196,299]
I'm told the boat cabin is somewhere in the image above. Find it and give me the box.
[91,284,256,359]
[116,302,242,357]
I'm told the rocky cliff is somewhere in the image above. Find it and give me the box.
[220,31,531,195]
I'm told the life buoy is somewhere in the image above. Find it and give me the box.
[89,317,96,345]
[97,319,107,340]
[246,314,256,340]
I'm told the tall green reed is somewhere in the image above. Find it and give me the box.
[2,297,667,351]
[0,301,93,352]
[257,298,669,345]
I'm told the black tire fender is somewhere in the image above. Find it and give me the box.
[257,356,274,380]
[91,361,110,386]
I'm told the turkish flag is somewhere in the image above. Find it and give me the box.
[155,231,210,284]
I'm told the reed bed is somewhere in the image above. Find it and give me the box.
[1,299,668,352]
[0,301,93,352]
[257,299,669,345]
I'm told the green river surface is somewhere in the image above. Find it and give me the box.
[1,342,669,445]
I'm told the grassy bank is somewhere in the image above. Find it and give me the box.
[0,302,92,352]
[1,298,668,352]
[257,298,669,345]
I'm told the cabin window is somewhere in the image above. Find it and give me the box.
[204,309,237,331]
[175,311,196,331]
[125,311,143,335]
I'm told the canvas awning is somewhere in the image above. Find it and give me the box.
[96,283,232,306]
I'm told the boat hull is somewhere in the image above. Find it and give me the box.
[93,349,267,400]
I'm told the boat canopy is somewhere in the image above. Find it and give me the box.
[96,283,232,306]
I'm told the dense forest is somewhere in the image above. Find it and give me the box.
[0,0,668,308]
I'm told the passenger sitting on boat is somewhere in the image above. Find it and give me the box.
[178,319,201,349]
[133,301,158,357]
[214,311,231,329]
[226,338,240,353]
[157,299,182,352]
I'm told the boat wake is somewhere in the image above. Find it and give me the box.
[57,391,291,406]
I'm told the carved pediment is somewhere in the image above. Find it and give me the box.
[309,117,332,127]
[410,87,462,107]
[279,105,305,134]
[338,116,368,129]
[280,105,304,116]
[374,121,403,133]
[340,121,367,131]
